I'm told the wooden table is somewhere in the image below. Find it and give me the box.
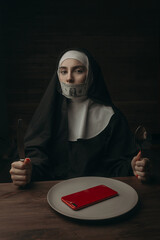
[0,177,160,240]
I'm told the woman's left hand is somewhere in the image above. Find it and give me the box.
[131,151,152,182]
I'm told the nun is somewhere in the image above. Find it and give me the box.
[10,48,151,186]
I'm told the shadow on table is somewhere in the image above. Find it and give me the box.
[51,199,141,226]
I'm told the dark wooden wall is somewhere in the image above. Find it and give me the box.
[1,0,160,154]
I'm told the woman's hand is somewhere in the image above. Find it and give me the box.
[10,158,32,186]
[131,151,152,182]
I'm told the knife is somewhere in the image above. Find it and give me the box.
[17,119,25,161]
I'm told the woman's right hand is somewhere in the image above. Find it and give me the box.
[10,158,32,187]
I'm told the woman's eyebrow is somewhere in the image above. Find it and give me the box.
[59,66,67,69]
[59,65,85,69]
[72,65,86,69]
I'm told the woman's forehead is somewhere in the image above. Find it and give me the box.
[60,58,85,67]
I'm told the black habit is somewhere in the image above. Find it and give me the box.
[21,48,138,181]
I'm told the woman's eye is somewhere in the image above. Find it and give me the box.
[75,69,84,73]
[60,70,67,75]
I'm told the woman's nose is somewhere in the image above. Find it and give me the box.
[66,71,74,83]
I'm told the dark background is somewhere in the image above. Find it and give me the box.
[0,0,160,182]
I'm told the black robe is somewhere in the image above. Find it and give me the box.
[22,48,138,181]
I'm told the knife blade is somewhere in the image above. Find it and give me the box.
[17,119,25,161]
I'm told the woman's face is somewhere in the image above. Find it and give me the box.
[58,59,87,84]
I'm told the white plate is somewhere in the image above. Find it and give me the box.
[47,177,138,220]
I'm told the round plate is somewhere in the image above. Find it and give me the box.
[47,177,138,220]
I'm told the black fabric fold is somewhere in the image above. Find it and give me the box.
[14,48,138,181]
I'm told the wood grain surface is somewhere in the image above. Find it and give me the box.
[0,177,160,240]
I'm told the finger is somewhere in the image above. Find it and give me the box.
[136,151,141,161]
[137,175,147,181]
[136,158,150,168]
[10,168,27,176]
[13,180,29,187]
[24,158,31,164]
[11,161,26,170]
[135,165,145,172]
[137,175,150,182]
[24,158,32,169]
[11,174,29,182]
[135,170,148,178]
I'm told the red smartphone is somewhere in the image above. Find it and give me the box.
[61,185,118,210]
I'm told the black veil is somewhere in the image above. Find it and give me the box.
[24,48,114,179]
[25,48,113,144]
